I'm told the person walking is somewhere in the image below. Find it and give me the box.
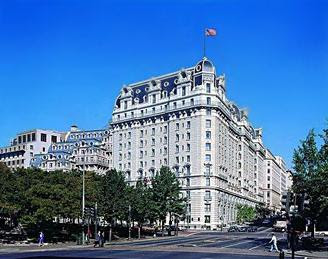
[38,231,44,246]
[269,233,279,252]
[100,231,104,247]
[94,231,101,248]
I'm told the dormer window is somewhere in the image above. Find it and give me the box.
[164,81,169,87]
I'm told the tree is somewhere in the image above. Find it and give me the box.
[255,204,272,219]
[293,128,328,237]
[236,205,256,224]
[151,166,186,236]
[98,169,128,240]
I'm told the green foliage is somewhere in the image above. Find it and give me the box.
[151,166,186,228]
[255,204,272,219]
[236,205,256,224]
[292,126,328,236]
[0,164,187,238]
[97,169,128,224]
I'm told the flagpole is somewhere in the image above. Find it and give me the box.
[203,29,206,58]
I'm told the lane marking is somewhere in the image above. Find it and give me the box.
[220,239,254,248]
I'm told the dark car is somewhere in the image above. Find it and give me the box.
[261,219,273,227]
[238,226,248,232]
[247,226,258,232]
[228,226,240,232]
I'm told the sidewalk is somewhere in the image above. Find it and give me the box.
[284,249,328,258]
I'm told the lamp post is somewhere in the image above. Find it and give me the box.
[82,157,86,245]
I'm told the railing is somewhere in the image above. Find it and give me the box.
[112,99,231,123]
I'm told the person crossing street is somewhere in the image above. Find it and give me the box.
[269,233,279,252]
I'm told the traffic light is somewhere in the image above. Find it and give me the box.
[83,206,96,219]
[281,191,293,215]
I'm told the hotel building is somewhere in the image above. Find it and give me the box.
[110,57,287,229]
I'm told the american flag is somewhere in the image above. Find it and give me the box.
[205,28,217,36]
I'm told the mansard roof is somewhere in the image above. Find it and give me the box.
[115,58,216,109]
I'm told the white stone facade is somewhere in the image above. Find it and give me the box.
[30,126,113,174]
[110,58,283,229]
[0,129,64,169]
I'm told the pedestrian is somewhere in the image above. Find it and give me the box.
[269,233,279,252]
[39,231,44,246]
[100,231,104,247]
[94,231,101,248]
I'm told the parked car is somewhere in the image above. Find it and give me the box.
[228,226,240,232]
[238,226,248,232]
[247,226,258,232]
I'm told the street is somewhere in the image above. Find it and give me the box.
[0,228,304,258]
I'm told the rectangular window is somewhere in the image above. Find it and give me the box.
[205,154,211,162]
[186,132,191,140]
[205,215,211,223]
[206,120,211,128]
[18,136,22,144]
[206,83,211,93]
[206,177,210,186]
[41,133,47,142]
[182,86,186,96]
[152,128,155,136]
[206,109,211,116]
[176,123,179,131]
[128,132,131,139]
[205,190,211,199]
[27,134,31,142]
[186,121,191,129]
[205,143,211,151]
[152,94,156,104]
[207,97,211,105]
[23,135,26,143]
[190,98,194,106]
[186,144,190,152]
[205,204,211,212]
[206,131,211,139]
[51,135,57,143]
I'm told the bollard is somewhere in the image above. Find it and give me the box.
[279,250,285,259]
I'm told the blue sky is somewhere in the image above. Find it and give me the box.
[0,0,327,167]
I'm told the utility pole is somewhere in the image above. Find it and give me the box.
[95,202,98,239]
[82,168,85,245]
[129,205,132,239]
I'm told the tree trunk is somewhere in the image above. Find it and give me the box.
[109,225,112,242]
[311,221,315,238]
[168,212,172,236]
[138,226,141,239]
[161,220,164,237]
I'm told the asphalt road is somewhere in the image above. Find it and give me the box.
[0,228,301,258]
